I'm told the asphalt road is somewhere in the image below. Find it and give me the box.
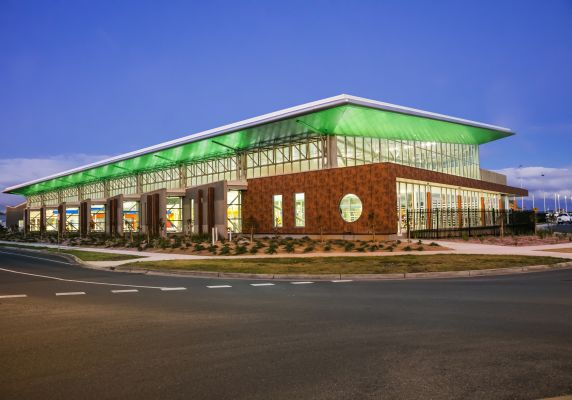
[1,248,571,400]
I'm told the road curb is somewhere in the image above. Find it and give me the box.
[108,261,572,281]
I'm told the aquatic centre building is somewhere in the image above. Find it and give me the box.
[3,94,527,238]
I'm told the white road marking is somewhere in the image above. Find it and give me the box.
[0,294,27,299]
[160,287,187,291]
[207,285,232,289]
[56,292,86,296]
[331,280,353,283]
[250,283,275,287]
[0,250,74,265]
[290,281,314,285]
[111,289,139,294]
[0,266,182,291]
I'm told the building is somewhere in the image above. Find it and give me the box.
[3,94,527,239]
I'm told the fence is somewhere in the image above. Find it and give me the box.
[405,209,536,239]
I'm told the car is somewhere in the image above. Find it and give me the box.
[556,212,572,224]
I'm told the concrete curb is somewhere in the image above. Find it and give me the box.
[111,261,572,281]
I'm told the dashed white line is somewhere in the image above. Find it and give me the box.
[0,294,27,299]
[207,285,232,289]
[290,281,314,285]
[56,292,86,296]
[160,287,187,291]
[331,280,353,283]
[111,289,139,294]
[250,283,275,287]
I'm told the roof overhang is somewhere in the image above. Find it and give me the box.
[4,94,514,196]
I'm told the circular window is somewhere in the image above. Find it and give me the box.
[339,194,363,223]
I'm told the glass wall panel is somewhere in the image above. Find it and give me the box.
[90,205,106,232]
[166,197,183,233]
[122,201,139,233]
[29,210,41,232]
[294,193,305,227]
[396,180,504,233]
[227,190,242,233]
[338,137,480,179]
[46,209,58,231]
[65,207,79,232]
[273,194,283,228]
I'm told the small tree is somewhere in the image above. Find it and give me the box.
[367,211,376,243]
[243,215,258,243]
[316,214,325,243]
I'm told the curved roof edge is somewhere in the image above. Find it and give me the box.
[3,94,513,194]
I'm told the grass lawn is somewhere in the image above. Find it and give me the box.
[122,254,568,275]
[539,248,572,253]
[0,243,144,262]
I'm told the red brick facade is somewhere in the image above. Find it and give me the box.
[241,162,527,235]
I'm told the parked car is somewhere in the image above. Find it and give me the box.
[556,212,572,224]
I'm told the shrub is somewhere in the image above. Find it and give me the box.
[235,245,247,255]
[344,242,355,252]
[368,245,378,252]
[387,246,394,252]
[396,239,401,244]
[194,243,205,252]
[416,246,424,251]
[249,246,259,254]
[303,245,314,253]
[461,233,469,241]
[403,245,412,251]
[219,245,230,255]
[429,242,440,247]
[208,244,218,254]
[417,239,423,245]
[265,243,278,254]
[357,246,367,252]
[284,242,295,253]
[324,243,332,252]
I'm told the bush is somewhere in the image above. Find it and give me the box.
[323,243,332,252]
[403,245,412,251]
[265,243,278,254]
[303,245,314,253]
[194,243,205,252]
[284,242,295,253]
[344,242,355,252]
[417,239,423,245]
[368,245,378,252]
[208,244,218,254]
[235,245,247,255]
[461,233,469,241]
[429,242,440,247]
[416,246,424,251]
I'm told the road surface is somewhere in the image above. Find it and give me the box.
[1,247,571,399]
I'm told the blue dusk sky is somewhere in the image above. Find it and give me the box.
[1,0,571,209]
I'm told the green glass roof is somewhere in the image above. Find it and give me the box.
[5,97,513,196]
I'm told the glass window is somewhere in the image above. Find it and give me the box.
[46,209,58,231]
[66,207,79,232]
[123,201,139,232]
[294,193,305,227]
[273,194,283,228]
[227,190,242,233]
[90,205,106,232]
[29,210,41,232]
[339,194,363,223]
[166,197,183,233]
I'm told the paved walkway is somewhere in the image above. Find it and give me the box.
[3,239,572,267]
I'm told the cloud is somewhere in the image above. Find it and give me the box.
[0,154,108,209]
[495,165,572,210]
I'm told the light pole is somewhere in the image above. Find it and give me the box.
[541,173,546,211]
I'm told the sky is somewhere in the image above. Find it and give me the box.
[1,0,571,210]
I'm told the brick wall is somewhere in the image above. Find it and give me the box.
[241,163,528,235]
